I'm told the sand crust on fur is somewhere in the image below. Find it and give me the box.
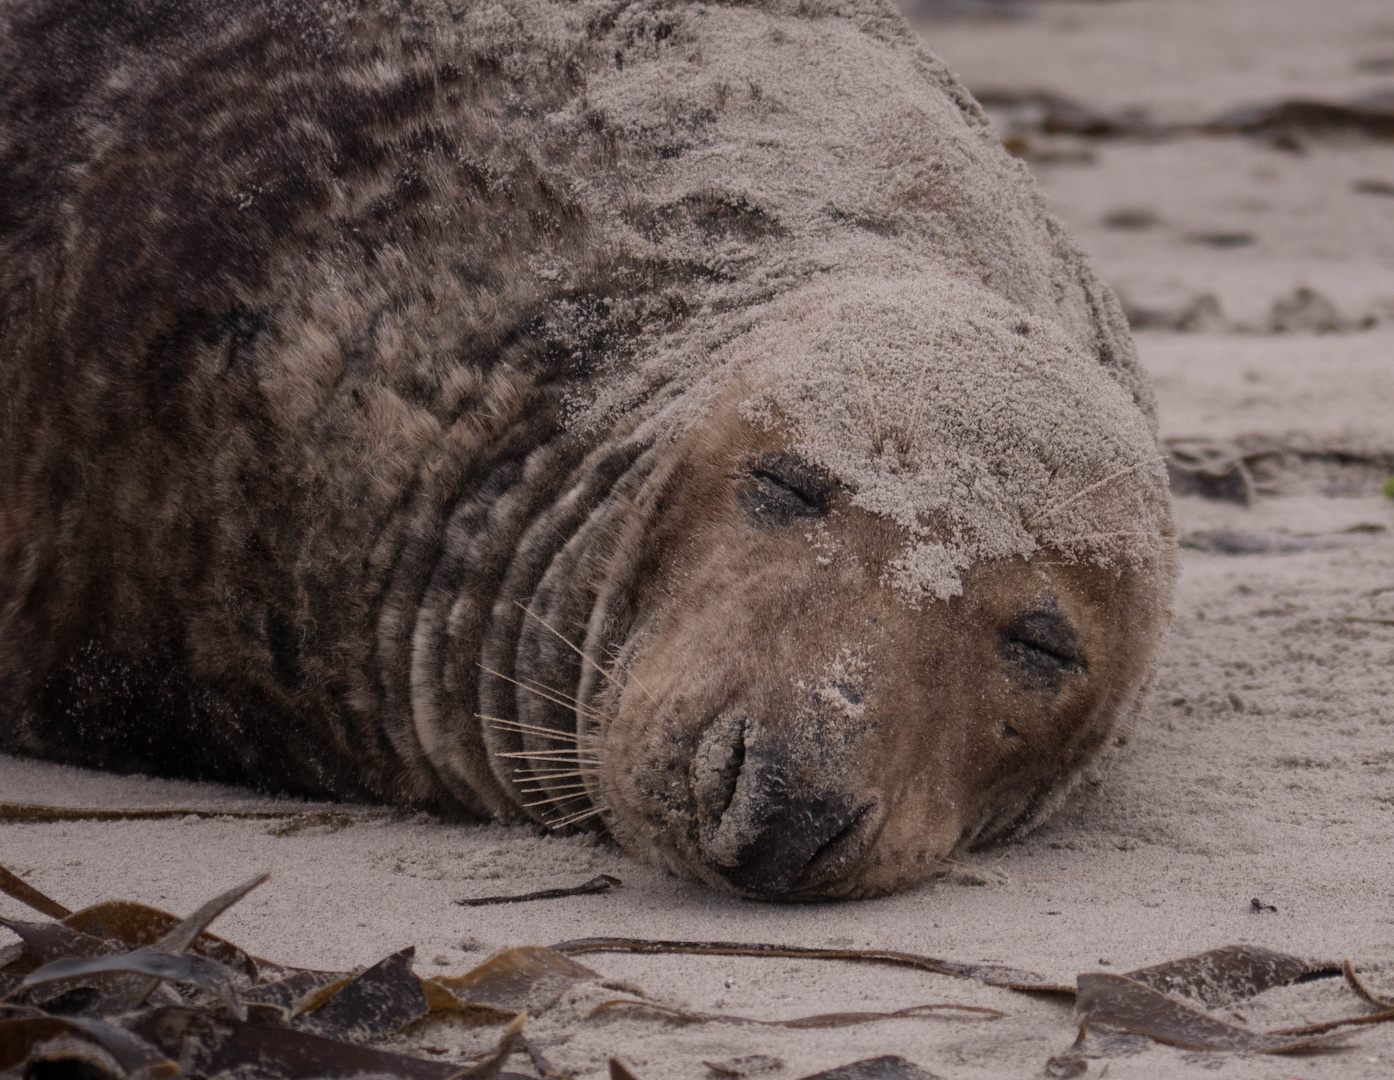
[551,0,1169,600]
[5,0,1394,1077]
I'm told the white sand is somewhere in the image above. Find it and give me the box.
[5,1,1394,1076]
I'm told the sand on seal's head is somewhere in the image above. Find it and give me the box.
[727,273,1173,602]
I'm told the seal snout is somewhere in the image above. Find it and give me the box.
[691,712,877,898]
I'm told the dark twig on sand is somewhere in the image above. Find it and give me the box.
[456,875,622,906]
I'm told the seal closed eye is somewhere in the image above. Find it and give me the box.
[1000,603,1087,688]
[739,454,839,526]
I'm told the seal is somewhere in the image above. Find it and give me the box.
[0,0,1176,899]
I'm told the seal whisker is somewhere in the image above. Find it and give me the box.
[517,781,590,793]
[518,676,601,714]
[510,671,592,710]
[496,752,599,769]
[515,602,655,703]
[514,775,597,786]
[547,805,609,829]
[520,793,591,809]
[507,756,598,767]
[1027,456,1166,528]
[478,665,608,721]
[510,768,600,779]
[598,642,656,705]
[481,715,605,749]
[478,714,582,744]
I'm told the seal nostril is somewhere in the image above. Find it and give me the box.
[714,723,745,816]
[804,800,873,874]
[694,713,747,826]
[692,723,876,897]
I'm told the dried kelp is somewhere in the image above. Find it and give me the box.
[609,1057,641,1080]
[295,948,428,1042]
[1343,959,1394,1010]
[1,803,287,824]
[702,1053,783,1077]
[0,1013,179,1079]
[1164,443,1254,506]
[1073,945,1389,1054]
[976,89,1394,145]
[0,863,529,1080]
[1207,99,1394,139]
[58,902,260,984]
[973,89,1161,140]
[796,1057,943,1080]
[124,1007,524,1080]
[20,953,246,1018]
[426,947,598,1015]
[8,862,1394,1074]
[1075,973,1339,1053]
[588,999,1002,1027]
[559,937,1394,1059]
[457,876,622,907]
[0,865,70,919]
[550,938,1073,994]
[1,918,114,969]
[616,1055,942,1080]
[1121,945,1326,1008]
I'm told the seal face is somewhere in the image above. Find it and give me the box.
[0,0,1175,899]
[572,285,1172,899]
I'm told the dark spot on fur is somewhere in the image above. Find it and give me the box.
[204,304,268,370]
[266,608,301,689]
[1000,722,1022,739]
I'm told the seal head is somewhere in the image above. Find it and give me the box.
[566,276,1174,900]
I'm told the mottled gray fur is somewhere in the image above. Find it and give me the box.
[0,0,1157,831]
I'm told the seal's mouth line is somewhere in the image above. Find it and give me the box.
[783,798,882,898]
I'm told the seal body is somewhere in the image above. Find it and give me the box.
[0,0,1175,898]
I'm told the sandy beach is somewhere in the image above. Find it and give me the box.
[4,1,1394,1077]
